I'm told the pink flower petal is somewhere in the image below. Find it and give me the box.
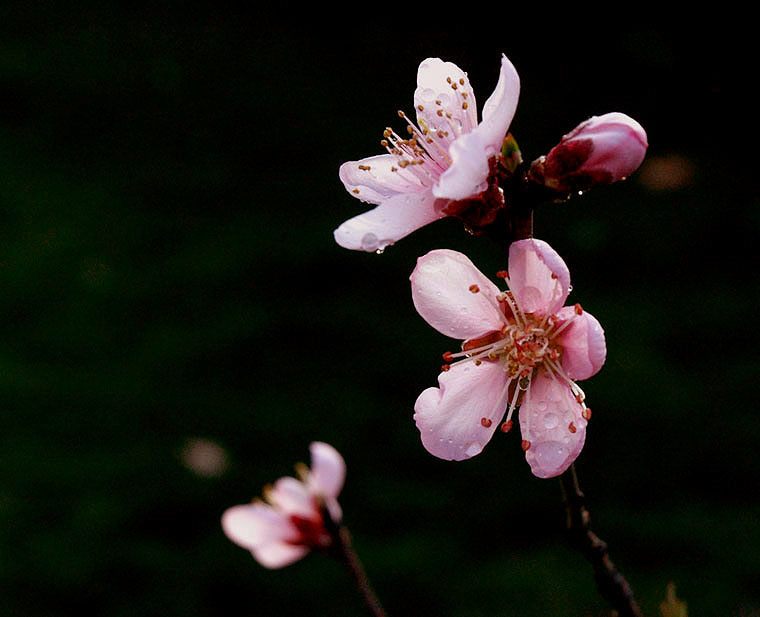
[473,54,520,154]
[333,190,445,252]
[308,442,346,501]
[414,360,510,461]
[508,239,571,316]
[339,154,426,205]
[555,307,607,381]
[268,477,317,518]
[414,58,478,135]
[432,130,490,201]
[411,249,505,340]
[221,502,295,550]
[519,371,587,478]
[251,542,310,570]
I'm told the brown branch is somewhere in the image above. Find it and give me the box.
[323,513,387,617]
[559,465,643,617]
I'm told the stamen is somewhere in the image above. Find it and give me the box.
[441,364,451,372]
[498,277,526,327]
[503,377,522,425]
[294,462,309,481]
[582,408,592,420]
[480,417,492,428]
[548,312,579,338]
[521,440,531,451]
[568,422,577,434]
[500,420,513,433]
[544,356,586,400]
[469,284,480,293]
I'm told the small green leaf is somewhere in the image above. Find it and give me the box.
[500,133,523,174]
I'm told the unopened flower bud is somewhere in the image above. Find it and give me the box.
[532,112,648,193]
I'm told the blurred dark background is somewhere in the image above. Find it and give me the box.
[1,7,758,617]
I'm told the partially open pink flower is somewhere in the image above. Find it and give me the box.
[222,442,346,568]
[411,240,605,478]
[335,54,520,252]
[533,112,648,193]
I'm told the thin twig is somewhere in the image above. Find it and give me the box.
[324,513,387,617]
[559,465,643,617]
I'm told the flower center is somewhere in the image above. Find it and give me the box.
[441,274,590,433]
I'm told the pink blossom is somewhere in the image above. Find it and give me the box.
[534,112,648,193]
[221,442,346,568]
[335,55,520,252]
[410,240,606,478]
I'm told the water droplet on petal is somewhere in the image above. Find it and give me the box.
[361,232,379,251]
[533,441,567,470]
[543,412,559,429]
[465,442,482,457]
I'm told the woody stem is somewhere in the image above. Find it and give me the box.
[504,172,642,616]
[559,465,644,617]
[325,515,387,617]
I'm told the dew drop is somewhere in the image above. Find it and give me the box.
[543,412,559,429]
[361,233,379,251]
[538,401,548,411]
[465,442,482,457]
[533,441,567,470]
[417,87,436,102]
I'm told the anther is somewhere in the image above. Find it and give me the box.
[496,270,509,279]
[446,77,452,84]
[501,420,513,433]
[417,105,424,111]
[459,78,465,85]
[442,351,454,362]
[568,422,577,434]
[397,110,406,118]
[462,102,468,110]
[352,189,360,194]
[441,364,451,372]
[294,462,309,481]
[574,303,583,315]
[582,408,592,420]
[480,417,492,428]
[575,393,585,404]
[469,284,480,293]
[358,164,371,170]
[551,272,558,279]
[521,440,531,451]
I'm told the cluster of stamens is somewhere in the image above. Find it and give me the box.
[354,74,476,195]
[440,271,592,441]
